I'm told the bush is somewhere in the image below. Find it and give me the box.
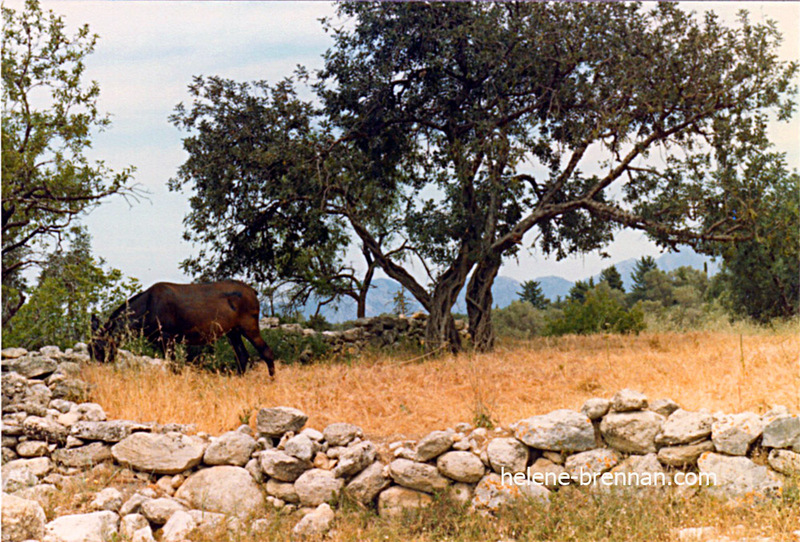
[545,282,645,336]
[493,301,546,339]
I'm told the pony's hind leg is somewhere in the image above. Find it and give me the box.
[226,330,250,375]
[241,323,276,377]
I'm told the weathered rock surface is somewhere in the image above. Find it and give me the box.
[565,448,619,482]
[44,511,119,542]
[333,440,376,478]
[323,422,363,447]
[388,458,449,493]
[345,461,391,505]
[581,398,610,420]
[486,437,528,474]
[437,451,485,483]
[111,432,205,475]
[140,498,186,525]
[202,431,256,466]
[90,487,123,512]
[293,503,334,538]
[600,411,664,454]
[610,389,648,412]
[2,493,46,542]
[767,449,800,476]
[472,472,549,512]
[259,449,312,482]
[657,440,715,467]
[378,486,433,519]
[283,433,317,463]
[762,415,800,450]
[266,479,300,504]
[515,410,595,452]
[256,407,308,437]
[656,409,714,446]
[697,452,783,499]
[414,430,454,462]
[294,468,344,507]
[711,412,764,456]
[174,465,266,518]
[69,420,151,443]
[52,442,112,467]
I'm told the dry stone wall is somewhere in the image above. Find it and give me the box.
[2,346,799,542]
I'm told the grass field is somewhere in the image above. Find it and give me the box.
[80,329,799,439]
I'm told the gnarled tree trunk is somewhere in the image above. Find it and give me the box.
[466,253,501,352]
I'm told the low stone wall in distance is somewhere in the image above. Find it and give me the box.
[2,345,799,541]
[260,313,469,357]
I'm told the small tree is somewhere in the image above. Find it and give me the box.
[546,282,645,336]
[629,257,659,304]
[392,287,410,317]
[568,278,595,303]
[2,0,136,321]
[599,265,625,292]
[2,226,139,349]
[518,280,549,310]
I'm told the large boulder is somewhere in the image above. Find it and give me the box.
[2,493,46,542]
[293,469,344,507]
[174,466,266,518]
[600,411,664,454]
[112,432,205,475]
[388,458,449,493]
[256,407,307,437]
[43,511,119,542]
[515,410,595,452]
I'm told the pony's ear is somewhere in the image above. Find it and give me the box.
[91,314,100,332]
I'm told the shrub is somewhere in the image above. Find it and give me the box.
[493,301,546,339]
[545,282,645,336]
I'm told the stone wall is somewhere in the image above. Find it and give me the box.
[2,345,799,541]
[260,313,469,357]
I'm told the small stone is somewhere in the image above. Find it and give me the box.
[768,449,800,476]
[120,513,149,540]
[323,422,363,447]
[292,503,335,538]
[160,510,196,542]
[1,493,46,542]
[656,409,715,446]
[600,410,664,454]
[388,458,450,493]
[294,468,344,506]
[44,511,119,542]
[266,479,300,504]
[256,407,308,437]
[472,472,550,512]
[762,415,800,450]
[111,432,206,475]
[527,458,569,489]
[259,449,312,482]
[140,497,186,525]
[90,487,123,512]
[515,410,595,452]
[657,441,715,468]
[610,389,648,412]
[414,430,454,462]
[581,398,610,420]
[378,486,433,519]
[284,433,317,463]
[52,442,112,468]
[202,431,256,466]
[486,437,529,474]
[712,412,765,456]
[649,398,680,417]
[565,449,619,483]
[333,441,376,478]
[345,461,391,505]
[436,451,485,483]
[16,440,49,458]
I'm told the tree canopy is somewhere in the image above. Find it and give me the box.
[171,2,797,351]
[2,0,136,321]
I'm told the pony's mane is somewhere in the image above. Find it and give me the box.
[103,289,147,333]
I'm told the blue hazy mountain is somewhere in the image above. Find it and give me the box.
[299,247,719,322]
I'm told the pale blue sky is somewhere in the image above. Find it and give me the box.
[23,2,800,287]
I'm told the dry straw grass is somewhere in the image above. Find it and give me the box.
[80,330,799,439]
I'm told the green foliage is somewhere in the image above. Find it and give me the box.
[392,288,410,316]
[569,278,595,303]
[2,0,135,323]
[493,301,547,340]
[2,227,139,350]
[260,329,330,365]
[546,283,645,336]
[629,256,658,304]
[712,161,799,322]
[599,265,624,292]
[518,280,549,309]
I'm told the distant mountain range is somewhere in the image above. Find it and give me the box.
[300,247,720,322]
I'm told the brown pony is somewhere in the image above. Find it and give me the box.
[89,280,275,376]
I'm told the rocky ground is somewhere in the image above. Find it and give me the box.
[1,345,799,542]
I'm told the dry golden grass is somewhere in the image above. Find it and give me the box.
[80,330,799,439]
